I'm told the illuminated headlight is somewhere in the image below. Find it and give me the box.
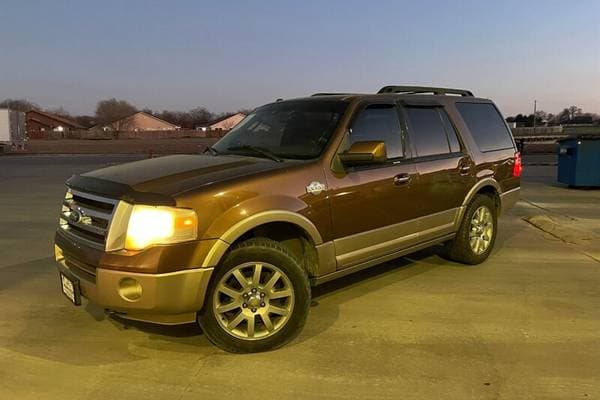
[124,205,198,250]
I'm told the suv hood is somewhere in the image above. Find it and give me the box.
[67,154,295,204]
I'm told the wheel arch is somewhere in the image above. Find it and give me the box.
[457,178,502,225]
[201,211,323,276]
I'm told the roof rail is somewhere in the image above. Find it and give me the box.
[378,85,474,97]
[310,93,354,97]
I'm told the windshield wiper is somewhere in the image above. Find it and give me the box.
[226,145,283,162]
[204,146,220,156]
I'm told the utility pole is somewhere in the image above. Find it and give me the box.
[532,99,537,135]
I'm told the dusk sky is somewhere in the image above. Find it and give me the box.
[1,0,598,117]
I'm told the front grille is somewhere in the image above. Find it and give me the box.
[60,189,118,249]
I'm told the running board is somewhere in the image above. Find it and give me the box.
[311,233,455,286]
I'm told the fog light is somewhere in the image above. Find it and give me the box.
[118,278,142,301]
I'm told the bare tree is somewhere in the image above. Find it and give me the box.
[73,115,96,128]
[95,98,137,126]
[155,107,215,129]
[567,106,582,120]
[0,98,40,112]
[46,107,72,118]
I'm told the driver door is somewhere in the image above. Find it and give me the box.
[327,102,421,269]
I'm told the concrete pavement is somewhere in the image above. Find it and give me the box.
[1,155,599,399]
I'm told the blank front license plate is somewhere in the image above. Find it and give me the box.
[60,272,81,306]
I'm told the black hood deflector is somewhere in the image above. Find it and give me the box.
[66,175,176,206]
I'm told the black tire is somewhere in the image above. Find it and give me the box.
[198,237,311,353]
[443,194,498,265]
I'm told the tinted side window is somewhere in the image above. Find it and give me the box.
[404,107,450,157]
[349,104,403,158]
[456,102,513,152]
[440,110,461,153]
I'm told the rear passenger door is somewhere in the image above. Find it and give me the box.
[402,104,476,239]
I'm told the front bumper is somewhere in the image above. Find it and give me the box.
[55,245,213,325]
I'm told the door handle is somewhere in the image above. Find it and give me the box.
[459,165,471,174]
[394,173,411,185]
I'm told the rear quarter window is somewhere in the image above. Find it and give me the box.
[455,102,514,152]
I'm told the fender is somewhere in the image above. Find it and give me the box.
[201,210,323,268]
[461,177,501,207]
[455,178,502,226]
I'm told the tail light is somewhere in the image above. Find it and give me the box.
[512,151,522,177]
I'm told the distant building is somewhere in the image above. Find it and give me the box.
[26,110,85,133]
[208,112,246,131]
[92,112,179,131]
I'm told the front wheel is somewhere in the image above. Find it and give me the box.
[198,238,311,353]
[443,194,498,264]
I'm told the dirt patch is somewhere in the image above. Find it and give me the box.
[523,215,599,245]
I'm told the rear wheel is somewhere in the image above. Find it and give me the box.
[444,194,497,264]
[198,237,310,353]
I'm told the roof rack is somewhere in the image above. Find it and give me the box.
[377,85,474,97]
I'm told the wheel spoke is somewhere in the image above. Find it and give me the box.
[270,288,292,300]
[473,209,482,224]
[247,314,255,338]
[218,285,241,299]
[262,313,274,332]
[227,312,245,330]
[232,269,249,289]
[216,300,241,313]
[252,263,263,286]
[264,271,281,291]
[470,237,477,247]
[474,238,481,253]
[269,305,289,316]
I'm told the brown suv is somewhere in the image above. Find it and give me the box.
[55,86,521,352]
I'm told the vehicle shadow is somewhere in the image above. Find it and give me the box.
[105,249,445,351]
[1,237,514,362]
[106,221,522,351]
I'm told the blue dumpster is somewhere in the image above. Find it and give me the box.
[557,137,600,187]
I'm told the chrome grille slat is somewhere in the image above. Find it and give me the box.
[63,201,112,220]
[70,189,119,205]
[61,227,105,250]
[60,188,118,249]
[62,214,107,236]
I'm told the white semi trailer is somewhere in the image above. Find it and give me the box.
[0,109,27,152]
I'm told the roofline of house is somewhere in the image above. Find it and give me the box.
[27,109,85,129]
[90,111,180,129]
[209,112,246,126]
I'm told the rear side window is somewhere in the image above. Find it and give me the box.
[440,111,461,153]
[404,107,460,157]
[456,102,513,152]
[349,104,403,159]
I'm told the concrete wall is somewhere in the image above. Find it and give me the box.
[511,125,600,137]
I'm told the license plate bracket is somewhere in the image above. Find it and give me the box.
[60,272,82,306]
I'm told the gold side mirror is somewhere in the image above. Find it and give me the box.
[339,141,387,166]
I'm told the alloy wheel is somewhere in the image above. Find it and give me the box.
[213,262,295,340]
[469,205,494,255]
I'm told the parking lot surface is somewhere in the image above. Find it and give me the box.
[1,154,599,399]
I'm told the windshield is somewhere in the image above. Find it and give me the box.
[212,100,348,160]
